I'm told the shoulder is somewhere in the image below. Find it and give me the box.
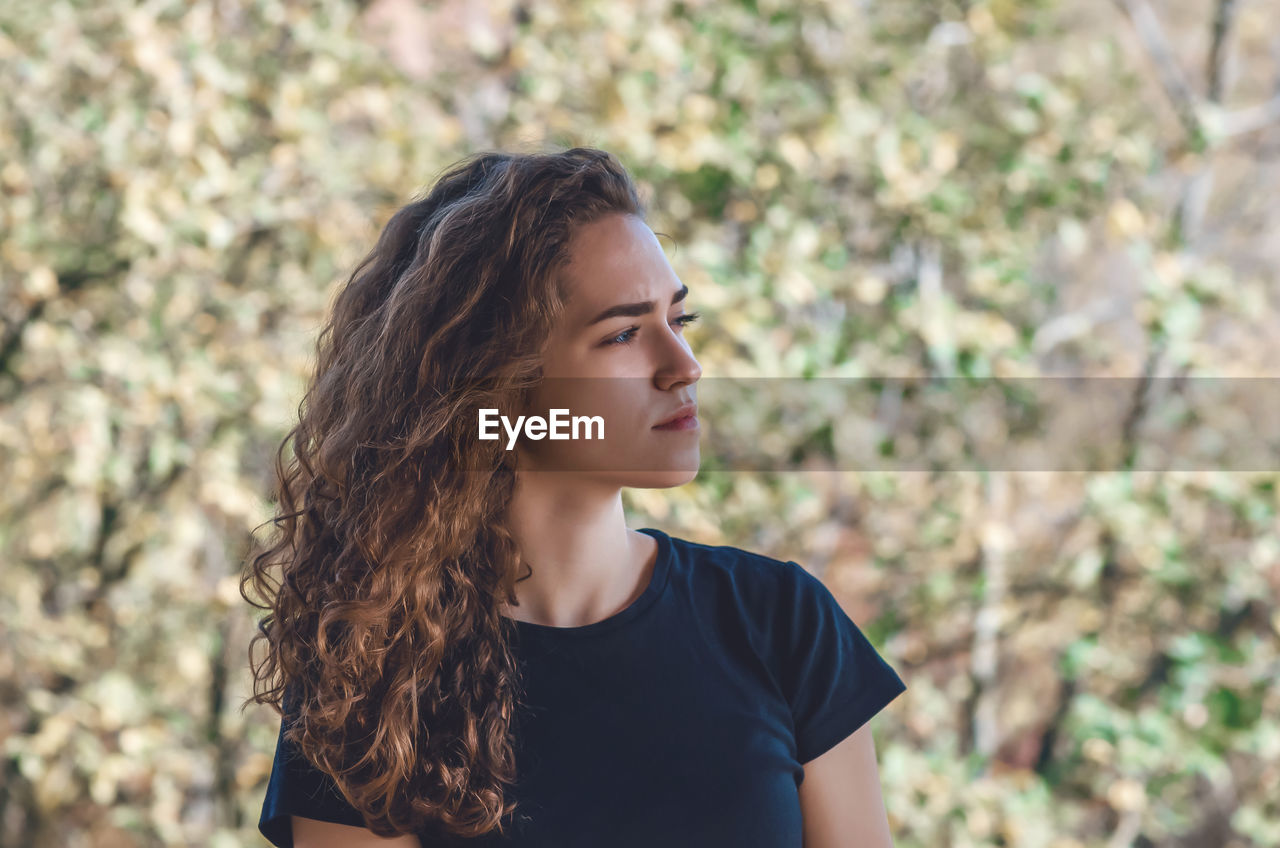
[662,531,817,612]
[664,531,797,577]
[665,533,874,651]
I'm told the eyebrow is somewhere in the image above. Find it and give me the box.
[584,284,690,327]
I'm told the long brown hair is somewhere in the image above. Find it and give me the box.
[240,147,649,839]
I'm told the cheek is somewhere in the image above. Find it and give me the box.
[583,380,646,429]
[528,376,634,423]
[558,384,656,444]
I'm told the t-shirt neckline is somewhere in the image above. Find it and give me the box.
[511,526,672,639]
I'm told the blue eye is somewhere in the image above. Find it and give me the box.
[603,312,701,346]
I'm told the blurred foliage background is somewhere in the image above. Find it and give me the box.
[2,0,1279,845]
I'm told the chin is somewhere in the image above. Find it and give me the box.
[621,466,701,489]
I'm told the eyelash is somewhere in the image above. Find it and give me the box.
[604,311,701,346]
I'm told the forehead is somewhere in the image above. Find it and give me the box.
[562,214,673,302]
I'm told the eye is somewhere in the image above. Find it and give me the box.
[602,311,701,347]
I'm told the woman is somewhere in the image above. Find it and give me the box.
[244,147,907,847]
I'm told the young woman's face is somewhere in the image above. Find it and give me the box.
[516,212,702,488]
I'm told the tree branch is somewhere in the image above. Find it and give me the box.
[1112,0,1280,144]
[1110,0,1202,139]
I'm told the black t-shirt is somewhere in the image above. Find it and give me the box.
[258,527,907,847]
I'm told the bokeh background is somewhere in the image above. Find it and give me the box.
[3,0,1279,845]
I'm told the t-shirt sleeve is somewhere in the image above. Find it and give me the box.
[258,710,372,847]
[772,560,907,765]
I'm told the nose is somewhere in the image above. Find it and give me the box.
[655,327,701,389]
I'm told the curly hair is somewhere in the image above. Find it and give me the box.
[239,146,649,840]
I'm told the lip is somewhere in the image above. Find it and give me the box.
[653,403,698,429]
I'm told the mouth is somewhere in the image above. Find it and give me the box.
[653,403,698,430]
